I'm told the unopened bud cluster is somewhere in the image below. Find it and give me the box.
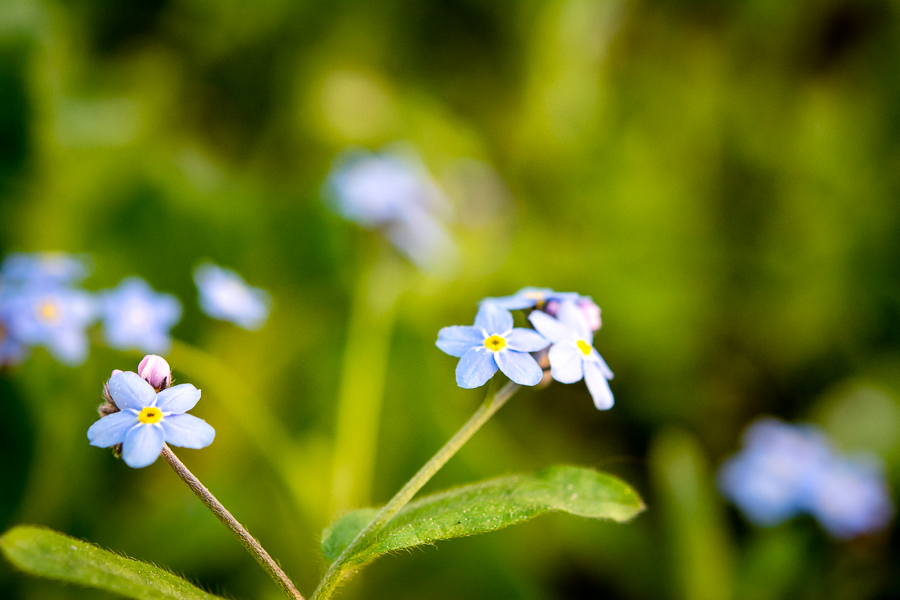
[99,355,172,418]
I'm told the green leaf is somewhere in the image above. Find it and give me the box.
[322,465,644,566]
[1,526,226,600]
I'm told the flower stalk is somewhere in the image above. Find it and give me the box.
[160,445,305,600]
[312,380,521,600]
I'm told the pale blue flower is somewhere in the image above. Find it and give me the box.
[718,419,833,526]
[482,287,579,311]
[0,252,90,286]
[99,277,182,353]
[4,284,96,366]
[436,303,549,388]
[325,148,457,272]
[528,300,614,409]
[0,289,28,366]
[87,371,215,468]
[809,455,894,539]
[194,263,271,330]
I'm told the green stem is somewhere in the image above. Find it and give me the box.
[161,446,305,600]
[312,380,521,600]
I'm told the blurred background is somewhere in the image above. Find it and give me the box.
[2,0,900,598]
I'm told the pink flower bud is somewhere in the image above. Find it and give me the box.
[577,298,602,331]
[138,354,172,391]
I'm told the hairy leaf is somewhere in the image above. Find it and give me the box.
[1,526,225,600]
[322,465,644,566]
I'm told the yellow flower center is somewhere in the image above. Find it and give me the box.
[37,300,60,323]
[577,339,592,356]
[484,334,506,351]
[524,292,544,301]
[138,406,163,424]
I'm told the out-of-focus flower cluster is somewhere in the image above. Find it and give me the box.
[719,418,894,539]
[324,147,458,274]
[0,253,271,368]
[436,287,614,410]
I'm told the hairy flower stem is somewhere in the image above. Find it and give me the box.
[312,380,521,600]
[161,446,305,600]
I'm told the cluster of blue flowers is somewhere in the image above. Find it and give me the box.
[719,418,894,539]
[0,253,271,367]
[324,147,457,273]
[88,355,215,468]
[437,287,614,410]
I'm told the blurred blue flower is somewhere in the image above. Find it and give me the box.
[528,300,614,410]
[88,370,215,468]
[4,284,96,366]
[0,252,90,286]
[436,302,548,388]
[194,263,271,330]
[718,419,832,526]
[719,418,894,538]
[324,148,457,273]
[482,287,579,311]
[810,455,894,539]
[99,277,181,354]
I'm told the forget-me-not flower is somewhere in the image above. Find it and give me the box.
[719,418,894,538]
[194,263,271,330]
[482,287,580,311]
[324,148,457,273]
[99,277,182,353]
[528,300,614,409]
[437,303,549,388]
[0,252,90,286]
[88,370,215,468]
[5,284,96,366]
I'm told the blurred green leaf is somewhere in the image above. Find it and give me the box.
[321,465,644,566]
[0,526,225,600]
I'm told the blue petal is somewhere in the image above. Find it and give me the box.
[557,300,591,341]
[436,325,483,357]
[482,296,535,310]
[589,349,614,379]
[584,361,614,410]
[505,328,549,352]
[87,411,139,447]
[455,347,499,389]
[473,303,513,334]
[122,424,165,468]
[161,414,215,449]
[155,383,201,413]
[495,350,543,386]
[528,311,572,343]
[548,343,584,383]
[47,328,90,366]
[108,371,156,410]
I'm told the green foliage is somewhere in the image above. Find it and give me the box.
[322,466,644,567]
[0,526,225,600]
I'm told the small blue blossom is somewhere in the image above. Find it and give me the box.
[528,300,614,410]
[436,303,549,388]
[718,419,832,526]
[718,418,895,538]
[4,284,96,366]
[481,287,580,311]
[324,148,457,272]
[194,263,271,330]
[87,370,215,468]
[99,277,182,354]
[0,252,90,286]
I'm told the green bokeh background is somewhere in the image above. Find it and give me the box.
[2,0,900,598]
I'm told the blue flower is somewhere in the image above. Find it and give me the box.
[0,289,28,366]
[324,148,457,272]
[194,263,271,330]
[718,419,833,526]
[718,418,895,538]
[481,287,580,311]
[99,277,182,354]
[810,456,894,539]
[4,284,96,366]
[0,252,90,286]
[87,371,215,468]
[527,300,614,409]
[436,303,549,388]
